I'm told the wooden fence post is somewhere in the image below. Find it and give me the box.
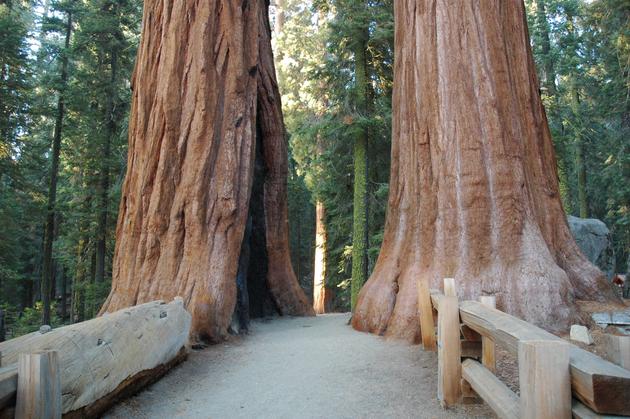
[518,340,571,419]
[438,295,461,407]
[0,309,5,343]
[418,278,436,351]
[603,334,630,369]
[479,296,496,372]
[16,351,61,419]
[443,278,457,297]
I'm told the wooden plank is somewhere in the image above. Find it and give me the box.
[430,292,443,312]
[443,278,456,297]
[0,365,17,410]
[16,351,61,419]
[571,399,620,419]
[458,300,630,416]
[518,339,571,419]
[461,359,519,419]
[429,289,440,324]
[602,334,630,369]
[479,296,496,372]
[417,279,436,351]
[569,346,630,416]
[460,378,481,404]
[437,296,461,407]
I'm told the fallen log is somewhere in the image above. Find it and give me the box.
[459,300,630,416]
[0,299,190,417]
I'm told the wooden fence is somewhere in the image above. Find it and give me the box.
[0,350,60,419]
[421,278,630,418]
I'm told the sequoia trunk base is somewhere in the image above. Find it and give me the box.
[352,0,616,343]
[100,0,313,343]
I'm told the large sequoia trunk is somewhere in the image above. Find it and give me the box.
[352,0,615,342]
[100,0,313,343]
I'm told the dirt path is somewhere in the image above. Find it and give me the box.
[105,313,492,419]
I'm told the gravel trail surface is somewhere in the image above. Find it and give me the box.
[105,313,492,419]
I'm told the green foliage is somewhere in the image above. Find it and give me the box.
[0,0,627,333]
[287,152,316,295]
[1,301,62,338]
[0,0,141,338]
[526,0,629,271]
[282,0,628,313]
[277,0,393,310]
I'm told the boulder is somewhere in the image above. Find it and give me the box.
[570,325,594,345]
[568,215,615,280]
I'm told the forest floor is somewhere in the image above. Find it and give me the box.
[104,313,493,419]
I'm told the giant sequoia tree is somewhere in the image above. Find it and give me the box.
[352,0,615,342]
[100,0,313,342]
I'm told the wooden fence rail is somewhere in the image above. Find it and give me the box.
[423,278,630,418]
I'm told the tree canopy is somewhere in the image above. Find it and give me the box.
[0,0,626,336]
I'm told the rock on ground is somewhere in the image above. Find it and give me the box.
[571,324,594,345]
[568,215,615,279]
[104,314,492,419]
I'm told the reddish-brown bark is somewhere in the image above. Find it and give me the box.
[100,0,313,342]
[313,201,333,314]
[352,0,615,342]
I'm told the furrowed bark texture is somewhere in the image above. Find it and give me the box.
[100,0,312,342]
[352,0,614,342]
[256,3,313,316]
[313,201,333,314]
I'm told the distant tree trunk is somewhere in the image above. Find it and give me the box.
[95,48,117,283]
[0,308,5,342]
[100,0,313,342]
[565,9,589,218]
[275,0,285,36]
[352,0,615,342]
[534,0,572,214]
[72,176,93,323]
[571,85,589,218]
[295,202,302,284]
[350,24,370,311]
[313,201,332,313]
[59,266,66,320]
[535,0,556,97]
[42,10,72,325]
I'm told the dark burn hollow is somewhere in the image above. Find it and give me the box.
[231,118,280,334]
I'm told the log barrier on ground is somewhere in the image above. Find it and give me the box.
[0,298,191,419]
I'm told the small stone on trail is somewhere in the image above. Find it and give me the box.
[39,325,52,334]
[570,325,594,345]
